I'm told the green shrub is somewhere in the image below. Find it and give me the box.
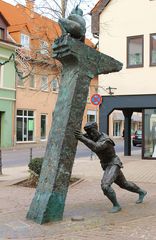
[28,157,44,176]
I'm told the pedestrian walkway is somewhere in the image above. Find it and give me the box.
[0,166,29,184]
[0,152,156,239]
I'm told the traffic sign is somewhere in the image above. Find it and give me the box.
[90,94,102,105]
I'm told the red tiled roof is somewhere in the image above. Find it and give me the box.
[0,0,61,42]
[0,0,94,47]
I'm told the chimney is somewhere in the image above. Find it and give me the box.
[25,0,35,12]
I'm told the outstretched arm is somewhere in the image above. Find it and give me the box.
[74,130,103,152]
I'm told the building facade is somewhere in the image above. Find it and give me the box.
[0,0,98,147]
[91,0,156,158]
[0,14,16,148]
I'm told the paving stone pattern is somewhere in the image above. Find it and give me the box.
[0,153,156,239]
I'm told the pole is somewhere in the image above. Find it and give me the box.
[30,148,32,162]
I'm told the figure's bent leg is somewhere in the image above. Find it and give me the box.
[115,170,147,204]
[101,165,121,213]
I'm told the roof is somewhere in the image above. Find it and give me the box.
[0,0,61,42]
[0,0,94,47]
[85,38,95,48]
[90,0,111,14]
[0,12,10,26]
[90,0,111,36]
[8,24,31,34]
[0,39,18,49]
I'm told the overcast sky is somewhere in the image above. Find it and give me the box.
[3,0,98,41]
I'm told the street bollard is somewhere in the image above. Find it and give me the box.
[90,150,93,160]
[30,148,32,162]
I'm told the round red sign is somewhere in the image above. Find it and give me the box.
[90,94,102,106]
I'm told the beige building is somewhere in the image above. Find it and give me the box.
[91,0,156,158]
[1,0,99,147]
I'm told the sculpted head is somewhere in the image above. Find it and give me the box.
[84,122,100,141]
[71,5,83,16]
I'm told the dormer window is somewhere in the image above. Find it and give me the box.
[0,13,9,41]
[21,33,30,49]
[40,40,49,54]
[0,28,4,40]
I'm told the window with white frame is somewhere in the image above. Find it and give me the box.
[51,79,58,91]
[127,35,143,67]
[29,74,35,88]
[40,114,47,140]
[113,121,121,136]
[41,76,48,91]
[16,110,34,142]
[17,72,24,86]
[150,33,156,66]
[21,33,30,49]
[87,110,96,123]
[40,41,49,54]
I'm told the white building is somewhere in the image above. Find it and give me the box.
[91,0,156,158]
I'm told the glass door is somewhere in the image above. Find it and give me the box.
[143,109,156,158]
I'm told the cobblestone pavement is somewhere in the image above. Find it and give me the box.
[0,179,156,239]
[0,153,156,239]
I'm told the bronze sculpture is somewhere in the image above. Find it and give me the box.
[26,4,123,223]
[58,5,86,42]
[75,122,147,213]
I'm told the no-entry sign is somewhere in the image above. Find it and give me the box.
[91,94,102,105]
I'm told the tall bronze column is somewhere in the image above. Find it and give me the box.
[27,35,122,224]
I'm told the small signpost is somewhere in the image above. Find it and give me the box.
[90,93,102,161]
[91,93,102,106]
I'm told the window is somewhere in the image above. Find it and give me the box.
[150,34,156,66]
[87,110,96,122]
[143,109,156,158]
[40,41,49,54]
[127,35,143,68]
[0,28,4,40]
[40,114,46,140]
[113,121,121,136]
[51,79,58,91]
[17,72,24,86]
[41,76,48,91]
[21,33,30,49]
[29,74,35,88]
[16,110,34,142]
[87,87,91,102]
